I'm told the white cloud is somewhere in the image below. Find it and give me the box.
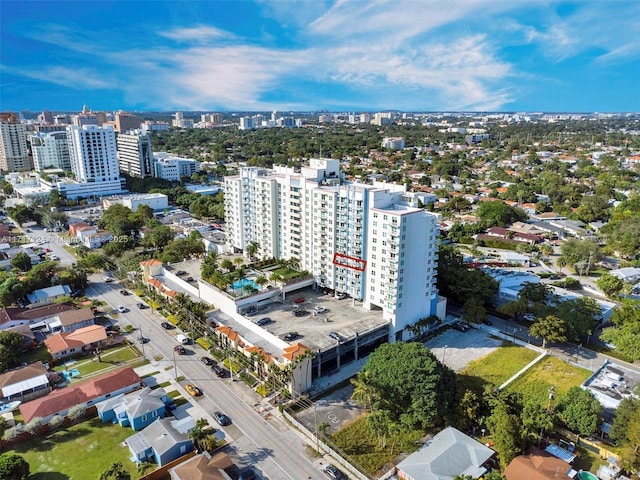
[6,65,112,90]
[159,25,232,43]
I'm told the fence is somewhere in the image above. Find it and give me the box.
[282,408,374,480]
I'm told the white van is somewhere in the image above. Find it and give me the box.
[176,333,190,345]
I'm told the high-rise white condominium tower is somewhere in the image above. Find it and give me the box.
[29,131,71,171]
[0,113,30,172]
[224,159,440,340]
[117,130,154,178]
[67,125,120,183]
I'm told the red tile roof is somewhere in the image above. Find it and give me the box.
[139,259,163,267]
[19,367,142,423]
[44,325,107,355]
[283,343,310,361]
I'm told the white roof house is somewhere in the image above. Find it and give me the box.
[396,427,494,480]
[609,267,640,284]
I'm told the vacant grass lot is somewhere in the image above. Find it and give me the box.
[53,344,143,378]
[459,343,540,389]
[9,417,142,479]
[329,415,423,477]
[506,356,592,405]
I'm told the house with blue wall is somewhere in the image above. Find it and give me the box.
[125,417,193,466]
[95,386,170,431]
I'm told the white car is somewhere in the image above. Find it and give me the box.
[116,305,128,313]
[314,306,327,314]
[49,255,60,261]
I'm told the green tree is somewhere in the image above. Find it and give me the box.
[10,252,32,272]
[521,400,556,444]
[353,342,457,429]
[610,397,640,446]
[557,387,601,436]
[487,401,523,469]
[596,273,624,298]
[560,238,602,271]
[618,405,640,473]
[99,461,131,480]
[142,224,174,250]
[0,453,30,480]
[0,330,25,372]
[518,282,553,305]
[476,200,527,228]
[529,315,567,348]
[555,297,601,343]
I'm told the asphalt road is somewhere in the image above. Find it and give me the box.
[85,275,326,480]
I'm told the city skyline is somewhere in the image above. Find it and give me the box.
[1,1,639,113]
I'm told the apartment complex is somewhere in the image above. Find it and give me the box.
[0,113,30,172]
[63,124,125,198]
[117,130,154,178]
[152,152,200,181]
[29,131,71,171]
[224,159,441,339]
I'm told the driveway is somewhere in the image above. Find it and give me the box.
[425,327,502,372]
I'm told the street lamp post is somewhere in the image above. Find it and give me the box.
[173,347,178,380]
[314,403,319,453]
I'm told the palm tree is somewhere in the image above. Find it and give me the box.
[189,418,210,452]
[556,256,567,274]
[246,241,260,261]
[255,275,269,289]
[350,370,379,412]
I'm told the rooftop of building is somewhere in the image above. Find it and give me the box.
[583,361,640,412]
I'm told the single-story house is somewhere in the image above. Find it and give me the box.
[27,284,72,306]
[609,267,640,284]
[169,451,237,480]
[96,386,171,431]
[68,222,93,237]
[83,230,113,249]
[19,366,142,424]
[0,302,75,331]
[0,361,50,402]
[43,324,107,360]
[48,307,95,333]
[6,323,38,350]
[125,417,193,466]
[504,446,575,480]
[396,426,495,480]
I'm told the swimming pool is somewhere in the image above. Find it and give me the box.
[232,278,260,291]
[577,471,599,480]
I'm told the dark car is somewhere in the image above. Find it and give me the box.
[201,356,215,366]
[174,345,185,355]
[136,302,149,309]
[176,270,187,276]
[255,317,272,326]
[323,464,346,479]
[161,322,174,330]
[212,365,227,377]
[452,322,468,332]
[283,332,300,341]
[293,310,308,317]
[119,289,130,295]
[240,467,257,480]
[329,331,341,341]
[138,335,149,344]
[213,411,231,426]
[483,319,493,326]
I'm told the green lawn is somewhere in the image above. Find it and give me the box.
[506,356,592,405]
[459,343,540,389]
[271,266,300,280]
[9,417,143,479]
[53,344,143,378]
[329,415,423,477]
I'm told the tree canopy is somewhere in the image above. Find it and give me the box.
[0,453,30,480]
[557,387,601,436]
[351,342,457,430]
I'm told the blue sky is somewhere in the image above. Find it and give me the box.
[1,0,639,113]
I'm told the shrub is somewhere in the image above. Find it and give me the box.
[25,417,43,435]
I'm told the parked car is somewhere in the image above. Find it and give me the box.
[483,319,493,326]
[335,292,347,300]
[452,322,468,332]
[174,345,186,355]
[138,335,149,344]
[294,297,305,304]
[185,384,202,397]
[255,317,273,326]
[201,356,215,366]
[293,310,308,317]
[323,464,346,479]
[314,306,327,314]
[161,322,174,330]
[213,411,231,426]
[119,289,130,295]
[104,276,114,283]
[49,254,60,261]
[283,332,300,341]
[116,305,128,313]
[329,331,341,341]
[136,302,149,309]
[176,270,187,276]
[212,365,227,377]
